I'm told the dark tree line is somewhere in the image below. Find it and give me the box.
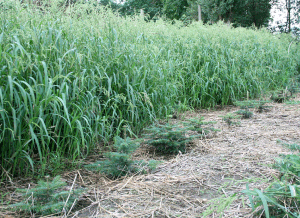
[117,0,299,30]
[25,0,300,31]
[199,0,272,27]
[116,0,272,28]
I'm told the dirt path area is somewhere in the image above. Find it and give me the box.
[71,96,300,218]
[2,97,299,218]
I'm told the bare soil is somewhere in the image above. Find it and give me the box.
[2,95,300,218]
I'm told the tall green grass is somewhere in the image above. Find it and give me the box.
[0,0,299,178]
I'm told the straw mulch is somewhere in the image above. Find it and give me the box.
[2,96,300,218]
[70,96,300,218]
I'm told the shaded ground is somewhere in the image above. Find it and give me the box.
[1,95,300,218]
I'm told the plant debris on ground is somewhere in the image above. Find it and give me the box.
[2,95,299,217]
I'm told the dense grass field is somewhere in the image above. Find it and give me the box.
[0,0,299,178]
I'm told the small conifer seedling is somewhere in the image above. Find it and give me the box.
[9,176,84,216]
[144,123,199,155]
[234,100,271,113]
[85,136,160,179]
[221,113,241,126]
[183,117,220,137]
[235,109,253,119]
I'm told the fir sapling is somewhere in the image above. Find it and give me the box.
[221,113,241,126]
[235,110,253,119]
[85,136,160,179]
[9,176,84,216]
[183,117,220,136]
[144,123,200,155]
[234,100,271,114]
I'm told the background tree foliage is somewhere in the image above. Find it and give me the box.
[162,0,188,20]
[198,0,233,24]
[36,0,299,31]
[52,0,298,30]
[118,0,300,32]
[199,0,271,27]
[118,0,272,28]
[120,0,163,19]
[271,0,300,33]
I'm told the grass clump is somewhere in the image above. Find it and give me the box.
[85,136,159,179]
[270,90,290,103]
[201,194,238,217]
[243,182,300,218]
[243,142,300,218]
[9,176,84,216]
[285,100,300,105]
[287,84,300,97]
[271,75,300,103]
[274,154,300,181]
[278,140,300,152]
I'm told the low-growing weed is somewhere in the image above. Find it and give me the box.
[277,140,300,152]
[0,191,10,208]
[242,182,300,218]
[285,100,300,105]
[201,194,238,217]
[243,142,300,217]
[274,154,300,182]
